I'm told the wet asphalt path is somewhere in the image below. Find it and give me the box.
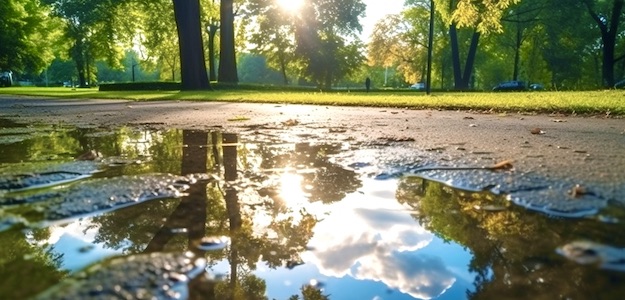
[1,95,625,186]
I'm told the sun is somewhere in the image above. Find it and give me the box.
[276,0,305,13]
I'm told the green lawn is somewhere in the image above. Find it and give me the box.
[2,86,625,116]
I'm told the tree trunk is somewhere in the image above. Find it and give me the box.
[279,54,288,85]
[172,0,211,90]
[449,24,463,89]
[513,25,522,80]
[208,24,218,82]
[585,0,624,87]
[218,0,238,83]
[449,24,480,90]
[462,31,480,89]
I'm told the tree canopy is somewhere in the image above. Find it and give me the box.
[0,0,59,73]
[3,0,625,91]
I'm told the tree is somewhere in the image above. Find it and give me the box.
[135,0,181,81]
[172,0,211,90]
[295,0,367,89]
[499,1,544,81]
[203,0,220,82]
[0,0,59,75]
[368,9,430,85]
[246,0,299,85]
[538,0,593,89]
[42,0,134,87]
[583,0,625,87]
[218,0,239,83]
[435,0,520,90]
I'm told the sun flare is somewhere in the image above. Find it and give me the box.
[276,0,304,12]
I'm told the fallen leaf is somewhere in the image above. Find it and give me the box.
[569,184,586,198]
[490,159,514,170]
[530,128,544,134]
[227,116,251,122]
[282,119,300,126]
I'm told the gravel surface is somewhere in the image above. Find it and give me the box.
[2,95,625,186]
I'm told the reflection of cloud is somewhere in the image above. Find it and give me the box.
[304,180,456,299]
[27,221,120,272]
[354,251,455,299]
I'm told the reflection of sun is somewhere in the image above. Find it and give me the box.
[276,0,304,12]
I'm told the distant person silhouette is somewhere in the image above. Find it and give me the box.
[365,77,371,92]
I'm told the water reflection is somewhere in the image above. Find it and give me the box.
[397,177,625,299]
[0,123,624,299]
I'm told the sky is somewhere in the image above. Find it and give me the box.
[361,0,406,41]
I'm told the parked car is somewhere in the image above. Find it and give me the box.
[0,71,13,87]
[410,82,425,90]
[492,80,526,91]
[529,83,544,91]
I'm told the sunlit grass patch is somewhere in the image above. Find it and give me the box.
[2,87,625,116]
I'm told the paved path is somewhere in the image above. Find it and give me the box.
[1,95,625,185]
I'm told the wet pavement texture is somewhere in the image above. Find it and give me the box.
[1,118,625,299]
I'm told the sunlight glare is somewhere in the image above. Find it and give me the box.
[276,0,304,13]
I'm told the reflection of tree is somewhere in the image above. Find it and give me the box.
[0,228,67,299]
[294,285,330,300]
[76,129,320,299]
[396,177,625,299]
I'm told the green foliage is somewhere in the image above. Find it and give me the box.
[368,5,432,84]
[135,0,181,81]
[246,0,366,89]
[434,0,521,33]
[294,0,367,89]
[238,53,285,84]
[0,0,60,73]
[245,0,298,85]
[41,0,132,86]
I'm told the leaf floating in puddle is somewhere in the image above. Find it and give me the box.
[33,252,207,300]
[557,240,625,272]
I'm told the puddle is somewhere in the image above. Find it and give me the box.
[1,119,625,299]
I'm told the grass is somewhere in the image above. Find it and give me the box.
[2,86,625,116]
